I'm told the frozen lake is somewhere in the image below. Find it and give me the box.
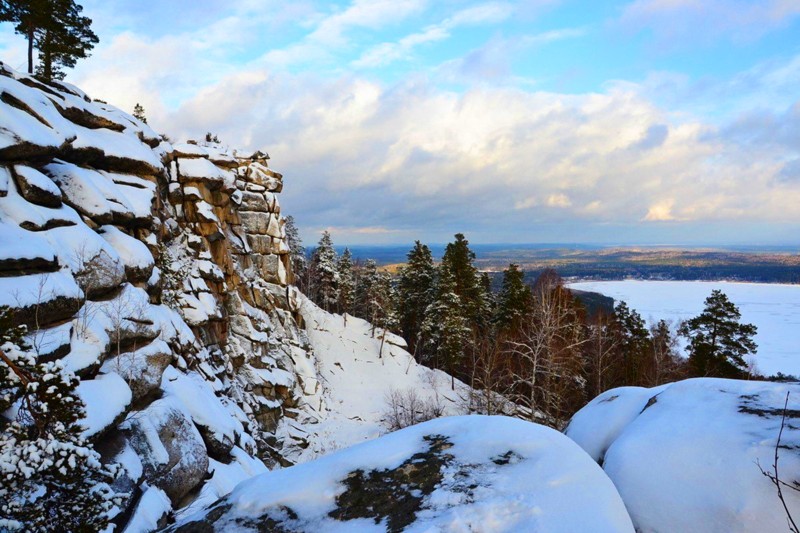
[568,280,800,377]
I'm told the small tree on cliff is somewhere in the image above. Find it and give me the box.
[132,102,147,123]
[0,307,125,532]
[680,290,757,378]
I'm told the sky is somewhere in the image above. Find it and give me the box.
[2,0,800,246]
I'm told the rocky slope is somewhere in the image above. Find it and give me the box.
[566,378,800,533]
[0,62,467,531]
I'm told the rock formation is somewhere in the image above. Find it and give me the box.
[0,62,319,529]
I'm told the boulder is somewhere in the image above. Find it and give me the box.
[124,397,209,505]
[566,378,800,533]
[101,339,172,404]
[164,416,634,533]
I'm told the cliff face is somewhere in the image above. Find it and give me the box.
[0,62,319,528]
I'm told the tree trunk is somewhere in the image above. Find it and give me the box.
[27,25,34,74]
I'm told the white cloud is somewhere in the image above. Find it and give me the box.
[643,199,677,221]
[154,66,800,244]
[546,193,572,208]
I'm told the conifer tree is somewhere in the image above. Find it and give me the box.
[337,248,355,317]
[494,263,532,333]
[613,301,650,385]
[397,241,436,356]
[132,102,147,123]
[441,233,486,325]
[309,231,338,312]
[283,215,306,284]
[421,267,470,388]
[1,0,98,79]
[0,307,125,532]
[680,289,757,378]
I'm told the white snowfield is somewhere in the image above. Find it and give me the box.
[568,280,800,376]
[169,415,635,533]
[289,296,471,462]
[566,378,800,533]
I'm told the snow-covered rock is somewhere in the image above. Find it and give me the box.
[166,415,635,533]
[566,378,800,533]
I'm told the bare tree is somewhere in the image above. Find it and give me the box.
[382,387,444,431]
[507,277,588,427]
[465,333,513,416]
[585,311,620,397]
[758,392,800,532]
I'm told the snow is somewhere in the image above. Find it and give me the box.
[567,378,800,533]
[0,269,82,308]
[160,365,244,444]
[46,160,136,220]
[106,172,156,219]
[13,165,62,198]
[177,157,234,186]
[77,372,132,438]
[0,70,75,151]
[0,219,56,264]
[122,486,171,533]
[292,296,469,461]
[0,166,8,195]
[171,415,634,533]
[99,225,154,272]
[565,385,668,463]
[172,143,209,157]
[568,280,800,376]
[71,125,162,172]
[176,446,269,520]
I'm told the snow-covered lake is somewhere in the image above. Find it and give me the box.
[568,280,800,377]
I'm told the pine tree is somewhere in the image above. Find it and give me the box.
[132,103,147,124]
[440,233,486,325]
[421,267,470,388]
[0,307,125,532]
[613,301,650,385]
[1,0,98,79]
[309,231,338,312]
[494,263,531,333]
[680,289,757,378]
[337,248,355,317]
[396,241,436,356]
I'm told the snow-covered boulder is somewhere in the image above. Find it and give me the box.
[166,415,635,533]
[124,397,210,505]
[566,378,800,533]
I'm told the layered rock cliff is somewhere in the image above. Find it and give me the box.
[0,62,326,529]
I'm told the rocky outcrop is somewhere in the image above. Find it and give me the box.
[0,61,316,530]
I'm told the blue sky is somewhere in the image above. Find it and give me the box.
[2,0,800,246]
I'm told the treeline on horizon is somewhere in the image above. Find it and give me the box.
[285,219,776,426]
